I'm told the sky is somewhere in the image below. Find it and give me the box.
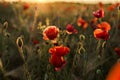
[2,0,120,4]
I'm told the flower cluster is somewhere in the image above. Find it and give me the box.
[49,46,70,71]
[42,26,70,71]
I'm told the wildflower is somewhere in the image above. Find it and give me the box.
[93,9,104,18]
[66,24,78,34]
[43,26,59,40]
[77,17,88,29]
[32,39,39,45]
[49,46,70,57]
[107,4,115,11]
[115,3,120,7]
[97,22,111,32]
[49,45,70,71]
[90,18,98,30]
[93,22,111,40]
[94,29,109,40]
[106,60,120,80]
[49,54,66,71]
[90,18,98,24]
[23,3,30,10]
[98,2,104,8]
[115,47,120,56]
[107,3,120,11]
[2,1,8,7]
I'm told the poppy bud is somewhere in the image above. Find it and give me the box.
[78,47,86,54]
[79,34,85,41]
[96,69,102,74]
[16,36,24,48]
[3,21,8,30]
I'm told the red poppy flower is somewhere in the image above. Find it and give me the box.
[114,3,120,8]
[106,61,120,80]
[43,26,59,40]
[32,39,39,45]
[94,29,110,40]
[2,1,8,7]
[23,3,30,10]
[98,2,104,8]
[115,47,120,56]
[77,17,88,29]
[49,46,70,57]
[90,18,98,24]
[49,54,66,71]
[97,22,111,32]
[90,18,98,30]
[107,5,115,11]
[107,3,120,11]
[66,24,78,34]
[93,9,104,18]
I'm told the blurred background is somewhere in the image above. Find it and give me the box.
[1,0,120,3]
[0,0,120,80]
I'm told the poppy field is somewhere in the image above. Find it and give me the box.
[0,1,120,80]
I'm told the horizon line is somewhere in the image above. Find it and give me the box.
[0,0,120,4]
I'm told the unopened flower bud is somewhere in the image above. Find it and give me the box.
[78,47,85,54]
[16,36,24,48]
[96,69,102,74]
[79,34,85,41]
[3,21,8,30]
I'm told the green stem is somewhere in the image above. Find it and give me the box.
[83,53,87,80]
[96,40,102,59]
[98,18,102,23]
[0,59,9,80]
[18,48,32,80]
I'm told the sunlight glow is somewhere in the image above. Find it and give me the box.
[3,0,120,3]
